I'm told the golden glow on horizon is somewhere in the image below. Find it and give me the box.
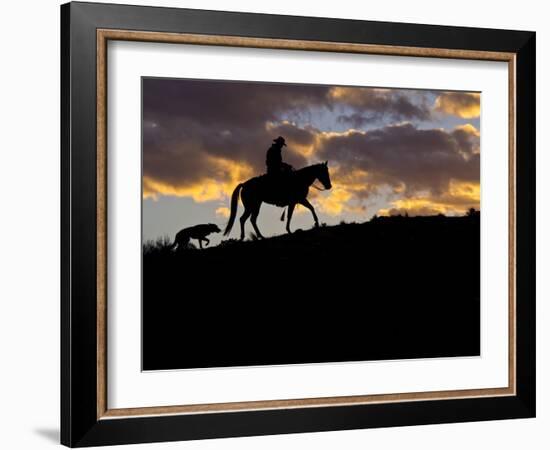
[143,121,480,221]
[310,167,370,216]
[314,187,353,216]
[144,157,479,220]
[378,198,449,216]
[377,180,480,217]
[448,180,480,201]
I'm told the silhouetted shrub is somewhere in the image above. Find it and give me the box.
[143,235,197,255]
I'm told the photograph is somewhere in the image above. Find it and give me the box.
[141,77,482,370]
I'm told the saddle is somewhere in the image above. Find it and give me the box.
[261,169,295,206]
[263,168,294,183]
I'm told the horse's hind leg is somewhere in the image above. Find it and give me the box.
[239,209,251,240]
[250,203,264,239]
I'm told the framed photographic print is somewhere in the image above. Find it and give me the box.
[61,1,536,447]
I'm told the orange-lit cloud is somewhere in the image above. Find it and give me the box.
[314,187,353,216]
[309,167,372,216]
[434,92,480,118]
[215,207,230,218]
[377,180,480,217]
[452,123,480,157]
[455,123,480,137]
[448,180,480,201]
[328,87,376,104]
[143,156,254,202]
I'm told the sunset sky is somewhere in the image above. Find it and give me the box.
[142,78,480,244]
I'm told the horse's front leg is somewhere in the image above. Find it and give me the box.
[299,198,319,227]
[286,203,296,234]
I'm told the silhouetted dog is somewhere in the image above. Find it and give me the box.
[172,224,221,250]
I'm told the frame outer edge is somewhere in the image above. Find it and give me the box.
[62,2,536,446]
[64,2,103,447]
[515,32,536,415]
[60,2,72,447]
[70,1,533,52]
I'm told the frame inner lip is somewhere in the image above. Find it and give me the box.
[95,28,517,419]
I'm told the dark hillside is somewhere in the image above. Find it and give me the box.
[143,215,480,370]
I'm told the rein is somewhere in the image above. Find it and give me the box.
[301,164,329,191]
[311,183,328,191]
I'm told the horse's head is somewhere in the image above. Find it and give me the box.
[317,161,332,190]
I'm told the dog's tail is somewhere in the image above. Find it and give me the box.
[170,239,178,251]
[224,183,244,236]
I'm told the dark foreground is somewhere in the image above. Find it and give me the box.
[143,215,480,370]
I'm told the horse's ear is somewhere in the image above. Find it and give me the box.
[324,161,328,166]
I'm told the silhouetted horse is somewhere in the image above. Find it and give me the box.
[224,162,332,239]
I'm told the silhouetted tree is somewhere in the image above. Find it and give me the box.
[466,207,480,218]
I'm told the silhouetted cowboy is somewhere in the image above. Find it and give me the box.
[266,136,293,175]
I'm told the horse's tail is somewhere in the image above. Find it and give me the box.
[224,183,244,236]
[280,208,286,222]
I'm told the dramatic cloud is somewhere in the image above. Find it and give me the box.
[452,123,480,156]
[330,87,431,125]
[299,122,479,217]
[434,92,481,118]
[315,123,479,194]
[142,78,480,220]
[143,79,331,200]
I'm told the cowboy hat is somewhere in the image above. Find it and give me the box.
[273,136,287,146]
